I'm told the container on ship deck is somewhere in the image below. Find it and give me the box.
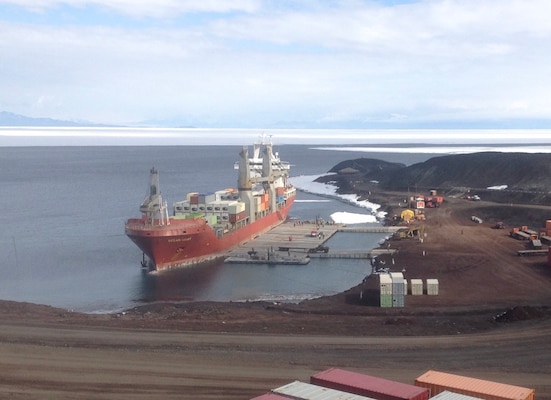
[414,370,535,400]
[198,193,216,204]
[255,196,262,208]
[189,193,199,205]
[229,211,247,223]
[215,190,230,200]
[173,201,190,213]
[229,202,246,214]
[212,200,238,213]
[276,186,285,196]
[311,368,429,400]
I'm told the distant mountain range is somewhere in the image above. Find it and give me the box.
[2,110,551,129]
[0,111,110,127]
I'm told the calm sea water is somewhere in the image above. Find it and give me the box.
[0,145,435,313]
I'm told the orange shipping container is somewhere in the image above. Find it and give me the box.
[414,370,534,400]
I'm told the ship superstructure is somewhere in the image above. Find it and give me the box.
[125,138,296,271]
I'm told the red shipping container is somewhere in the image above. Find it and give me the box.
[229,211,246,223]
[311,368,429,400]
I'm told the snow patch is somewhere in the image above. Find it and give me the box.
[290,174,385,224]
[487,185,508,190]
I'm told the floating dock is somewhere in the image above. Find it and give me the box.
[225,221,399,264]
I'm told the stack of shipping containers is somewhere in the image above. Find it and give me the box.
[249,369,535,400]
[377,273,406,307]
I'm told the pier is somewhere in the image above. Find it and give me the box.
[225,221,399,264]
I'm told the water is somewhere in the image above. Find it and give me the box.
[0,144,443,312]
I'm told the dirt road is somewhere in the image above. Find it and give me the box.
[0,318,550,400]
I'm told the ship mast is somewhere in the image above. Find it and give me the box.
[238,136,290,223]
[238,146,255,222]
[139,167,169,226]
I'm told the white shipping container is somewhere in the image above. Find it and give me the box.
[426,279,439,295]
[229,201,246,214]
[273,381,377,400]
[431,391,483,400]
[410,279,424,296]
[390,272,405,295]
[211,200,238,213]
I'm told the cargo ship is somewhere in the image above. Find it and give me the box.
[125,138,296,272]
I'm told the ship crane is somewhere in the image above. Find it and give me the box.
[139,167,170,226]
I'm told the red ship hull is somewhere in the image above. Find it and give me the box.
[125,196,294,271]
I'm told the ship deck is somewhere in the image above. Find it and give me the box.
[225,221,400,264]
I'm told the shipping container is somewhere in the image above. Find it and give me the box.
[410,279,423,295]
[189,193,199,205]
[186,192,199,202]
[390,272,405,307]
[426,279,439,295]
[229,201,246,214]
[380,294,393,308]
[414,370,535,400]
[311,368,429,400]
[431,391,483,400]
[379,274,392,295]
[274,380,377,400]
[198,193,216,204]
[390,272,404,293]
[229,211,247,223]
[250,393,292,400]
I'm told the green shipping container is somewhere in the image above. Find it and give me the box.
[380,294,393,308]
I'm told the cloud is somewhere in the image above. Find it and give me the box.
[0,0,550,126]
[2,0,260,17]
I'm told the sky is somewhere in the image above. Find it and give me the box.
[1,0,551,128]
